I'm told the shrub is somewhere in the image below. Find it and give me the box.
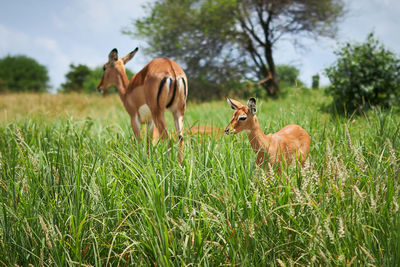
[60,64,92,93]
[325,33,400,113]
[276,64,303,87]
[312,74,320,89]
[60,64,134,93]
[81,67,134,94]
[0,55,50,92]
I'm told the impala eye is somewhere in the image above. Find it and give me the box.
[238,116,247,121]
[103,65,106,71]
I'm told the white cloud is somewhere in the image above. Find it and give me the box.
[47,0,151,83]
[33,37,69,65]
[0,24,71,92]
[376,0,400,8]
[0,24,29,54]
[52,0,149,35]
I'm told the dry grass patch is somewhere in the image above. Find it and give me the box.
[0,93,123,122]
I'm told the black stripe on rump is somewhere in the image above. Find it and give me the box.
[181,77,187,98]
[166,77,177,108]
[157,77,168,107]
[169,77,173,91]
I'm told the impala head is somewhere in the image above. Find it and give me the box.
[97,47,138,94]
[225,97,257,135]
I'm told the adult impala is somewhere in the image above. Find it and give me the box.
[225,97,310,170]
[97,47,188,158]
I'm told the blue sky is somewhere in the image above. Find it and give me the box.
[1,0,399,92]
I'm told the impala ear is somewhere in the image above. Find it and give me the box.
[248,97,257,114]
[108,48,118,63]
[122,47,138,64]
[227,98,243,110]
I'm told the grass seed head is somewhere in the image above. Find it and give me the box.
[324,215,335,244]
[386,138,397,168]
[338,217,345,238]
[39,216,52,249]
[352,185,364,201]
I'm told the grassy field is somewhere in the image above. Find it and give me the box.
[0,89,399,266]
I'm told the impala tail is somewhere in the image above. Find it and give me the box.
[157,76,187,109]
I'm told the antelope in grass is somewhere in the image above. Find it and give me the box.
[97,47,188,160]
[225,98,310,170]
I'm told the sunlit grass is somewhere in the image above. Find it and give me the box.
[0,93,123,122]
[0,89,399,266]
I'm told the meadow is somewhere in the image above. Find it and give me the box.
[0,89,399,266]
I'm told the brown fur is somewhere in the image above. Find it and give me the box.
[97,48,188,160]
[225,98,310,170]
[187,126,222,137]
[169,126,223,143]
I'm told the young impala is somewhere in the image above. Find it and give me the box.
[225,97,310,170]
[97,48,188,159]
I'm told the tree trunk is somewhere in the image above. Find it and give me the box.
[264,40,279,96]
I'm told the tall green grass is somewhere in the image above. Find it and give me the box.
[0,88,399,266]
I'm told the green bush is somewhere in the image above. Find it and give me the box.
[0,55,50,92]
[325,33,400,113]
[312,74,320,89]
[60,64,92,93]
[60,64,134,93]
[276,64,303,87]
[82,66,104,93]
[82,67,134,94]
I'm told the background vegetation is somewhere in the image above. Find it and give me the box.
[128,0,345,96]
[325,33,400,113]
[0,88,399,265]
[0,55,49,93]
[60,65,135,94]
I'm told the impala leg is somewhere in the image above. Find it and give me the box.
[143,120,154,155]
[173,110,185,163]
[130,115,141,141]
[153,112,168,141]
[148,120,160,145]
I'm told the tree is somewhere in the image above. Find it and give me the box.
[126,0,248,100]
[82,66,104,94]
[126,0,345,96]
[61,64,92,93]
[0,55,49,92]
[312,74,320,89]
[61,64,135,93]
[325,33,400,113]
[276,64,302,87]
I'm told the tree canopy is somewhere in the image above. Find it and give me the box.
[60,64,134,93]
[0,55,50,92]
[61,64,92,93]
[126,0,345,97]
[276,64,302,87]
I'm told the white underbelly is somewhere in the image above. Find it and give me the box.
[138,104,152,123]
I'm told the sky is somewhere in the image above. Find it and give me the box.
[1,0,400,92]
